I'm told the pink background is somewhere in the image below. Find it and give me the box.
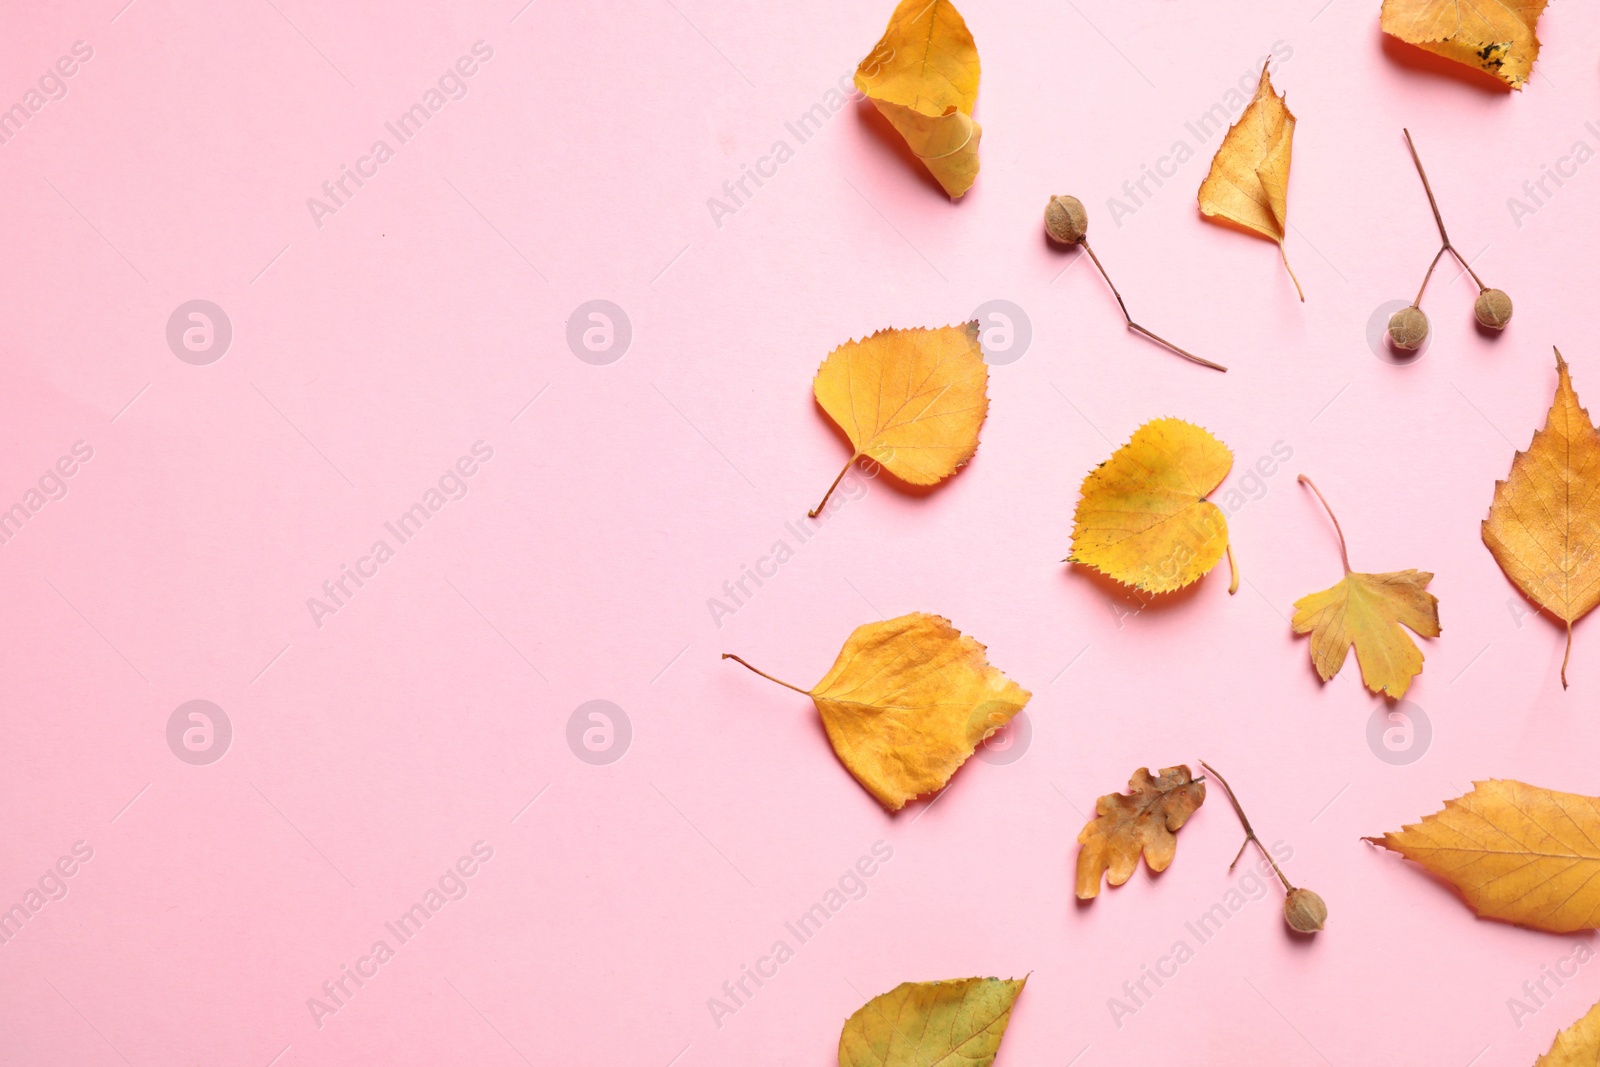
[3,0,1599,1063]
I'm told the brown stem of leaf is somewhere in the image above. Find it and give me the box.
[1199,760,1297,893]
[1297,474,1351,574]
[722,653,811,695]
[1225,543,1240,595]
[1080,239,1228,372]
[1564,621,1572,690]
[1403,128,1491,303]
[810,453,861,517]
[1277,242,1305,303]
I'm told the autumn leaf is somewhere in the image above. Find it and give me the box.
[1076,766,1206,899]
[725,613,1030,811]
[839,977,1025,1067]
[1380,0,1548,89]
[1537,997,1600,1066]
[810,323,988,516]
[1067,417,1238,595]
[1198,62,1303,301]
[1368,780,1600,933]
[855,0,982,198]
[1483,349,1600,688]
[1291,475,1441,699]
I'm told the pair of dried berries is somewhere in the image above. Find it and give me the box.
[1387,129,1512,352]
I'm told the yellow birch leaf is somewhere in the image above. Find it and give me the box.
[1067,417,1237,595]
[1198,62,1303,300]
[1380,0,1548,89]
[1537,997,1600,1066]
[810,323,988,516]
[855,0,982,198]
[1291,476,1441,699]
[725,613,1030,811]
[1076,766,1206,899]
[1482,349,1600,688]
[1368,780,1600,933]
[839,976,1025,1067]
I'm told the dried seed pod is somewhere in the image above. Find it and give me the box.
[1044,195,1088,245]
[1387,306,1429,350]
[1283,887,1327,933]
[1474,288,1513,330]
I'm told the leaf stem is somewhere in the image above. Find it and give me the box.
[1225,542,1240,594]
[1080,239,1228,372]
[721,653,811,695]
[1199,760,1297,893]
[1278,242,1305,303]
[810,453,861,517]
[1297,474,1351,574]
[1563,621,1572,690]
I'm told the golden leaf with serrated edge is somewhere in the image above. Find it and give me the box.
[1380,0,1548,89]
[1537,997,1600,1066]
[809,323,988,516]
[839,977,1025,1067]
[724,613,1030,811]
[1198,62,1303,301]
[1068,417,1237,595]
[1076,766,1206,899]
[855,0,982,198]
[1368,780,1600,933]
[1483,349,1600,688]
[1291,476,1440,699]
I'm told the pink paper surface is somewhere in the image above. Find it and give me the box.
[3,0,1599,1064]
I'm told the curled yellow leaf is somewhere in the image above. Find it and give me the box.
[1067,417,1237,595]
[726,613,1031,811]
[839,976,1025,1067]
[855,0,982,198]
[1369,780,1600,933]
[1482,349,1600,688]
[810,323,988,516]
[1198,62,1302,301]
[1380,0,1548,89]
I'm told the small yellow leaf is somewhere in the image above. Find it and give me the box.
[1537,997,1600,1066]
[1068,417,1235,595]
[1380,0,1548,89]
[839,976,1025,1067]
[1482,349,1600,688]
[1291,475,1440,699]
[1370,780,1600,933]
[855,0,982,198]
[1198,62,1303,300]
[1076,766,1206,899]
[1293,572,1440,698]
[810,323,988,516]
[726,613,1031,811]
